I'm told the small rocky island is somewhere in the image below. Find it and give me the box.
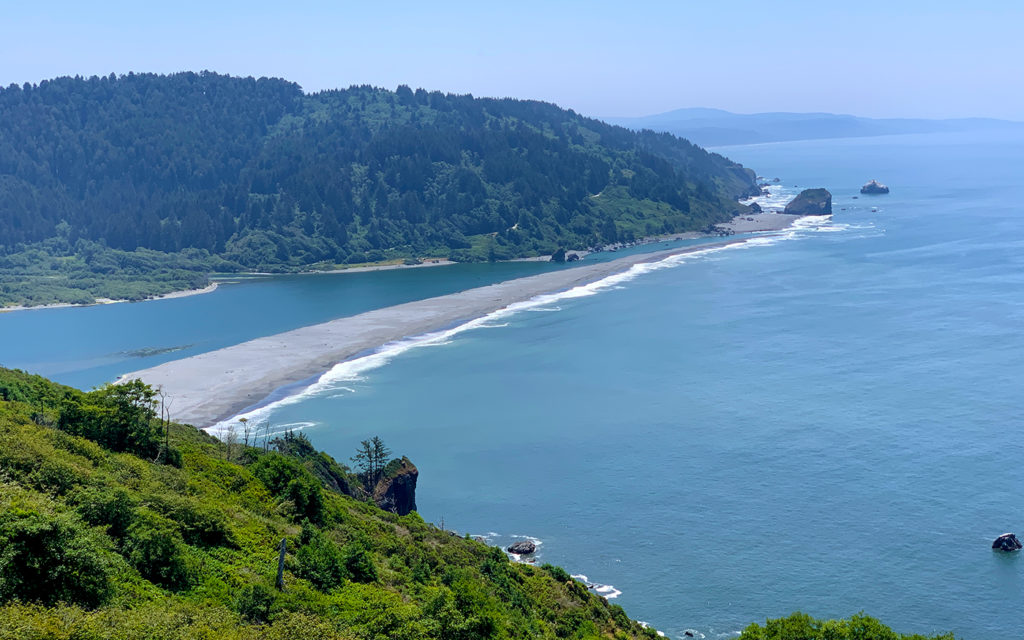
[992,532,1022,551]
[784,188,832,216]
[507,540,537,555]
[860,179,890,194]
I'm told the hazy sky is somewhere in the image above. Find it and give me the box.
[3,1,1022,120]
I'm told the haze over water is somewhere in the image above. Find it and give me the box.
[225,130,1024,639]
[4,129,1023,638]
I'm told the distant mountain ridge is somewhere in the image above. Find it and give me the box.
[603,107,1024,147]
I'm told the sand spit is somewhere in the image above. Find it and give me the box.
[120,236,782,428]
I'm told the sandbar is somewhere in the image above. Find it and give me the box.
[121,223,799,428]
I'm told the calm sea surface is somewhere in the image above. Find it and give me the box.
[5,130,1024,638]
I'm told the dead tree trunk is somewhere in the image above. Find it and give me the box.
[275,538,287,591]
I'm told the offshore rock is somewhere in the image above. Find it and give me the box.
[992,533,1022,551]
[506,540,537,555]
[373,457,418,516]
[860,179,890,194]
[784,188,832,216]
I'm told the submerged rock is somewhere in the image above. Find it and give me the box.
[992,533,1022,551]
[784,188,833,216]
[373,457,418,516]
[507,540,537,555]
[860,179,890,194]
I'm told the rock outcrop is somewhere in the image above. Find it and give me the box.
[784,188,832,216]
[992,533,1022,551]
[506,540,537,555]
[860,180,890,194]
[749,202,763,213]
[373,456,418,516]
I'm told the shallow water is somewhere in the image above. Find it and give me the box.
[225,130,1024,639]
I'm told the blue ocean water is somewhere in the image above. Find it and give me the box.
[224,130,1024,639]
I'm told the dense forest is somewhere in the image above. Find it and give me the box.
[0,367,955,639]
[0,72,758,306]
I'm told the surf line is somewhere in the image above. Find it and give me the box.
[201,230,808,435]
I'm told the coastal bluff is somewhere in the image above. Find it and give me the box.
[784,188,832,216]
[373,457,418,516]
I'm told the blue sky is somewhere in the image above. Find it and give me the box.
[3,1,1021,120]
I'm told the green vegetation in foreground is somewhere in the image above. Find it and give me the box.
[0,72,759,307]
[0,366,655,639]
[738,612,953,640]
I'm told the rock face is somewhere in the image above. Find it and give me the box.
[749,202,763,213]
[992,533,1022,551]
[506,540,537,555]
[373,457,418,516]
[784,188,832,216]
[860,179,890,194]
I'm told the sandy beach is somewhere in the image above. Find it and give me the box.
[0,282,220,313]
[120,226,799,428]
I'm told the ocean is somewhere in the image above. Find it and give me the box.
[5,129,1024,638]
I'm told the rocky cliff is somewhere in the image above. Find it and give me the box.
[373,456,418,515]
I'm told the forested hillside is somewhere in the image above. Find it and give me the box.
[0,72,758,305]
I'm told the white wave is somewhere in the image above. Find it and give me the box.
[477,322,510,328]
[508,535,543,546]
[637,622,667,637]
[206,216,845,434]
[741,183,799,212]
[593,583,622,598]
[569,573,622,599]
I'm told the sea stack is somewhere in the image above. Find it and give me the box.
[507,540,537,555]
[784,188,832,216]
[992,533,1022,551]
[860,179,890,194]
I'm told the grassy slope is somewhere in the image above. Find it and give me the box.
[0,368,653,640]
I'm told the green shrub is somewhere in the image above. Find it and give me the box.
[30,459,85,495]
[250,453,324,523]
[342,537,378,584]
[122,509,193,589]
[146,494,232,547]
[738,612,955,640]
[541,563,571,583]
[235,583,276,623]
[72,486,136,538]
[0,508,113,607]
[296,526,347,591]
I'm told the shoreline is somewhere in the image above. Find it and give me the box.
[0,282,220,314]
[119,217,803,429]
[0,204,796,315]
